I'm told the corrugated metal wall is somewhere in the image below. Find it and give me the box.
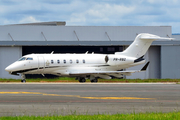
[148,46,161,79]
[0,47,22,79]
[161,46,180,79]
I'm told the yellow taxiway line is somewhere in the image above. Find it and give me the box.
[0,92,154,100]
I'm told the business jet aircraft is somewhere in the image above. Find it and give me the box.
[5,33,173,83]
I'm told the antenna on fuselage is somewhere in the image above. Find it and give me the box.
[85,51,88,54]
[51,51,54,54]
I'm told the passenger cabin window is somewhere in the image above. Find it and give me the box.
[57,60,60,64]
[18,57,26,61]
[70,59,72,64]
[26,58,33,60]
[83,59,85,63]
[76,60,79,63]
[64,60,66,64]
[51,60,54,64]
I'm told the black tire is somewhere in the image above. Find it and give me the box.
[21,79,26,83]
[91,79,98,83]
[79,78,86,83]
[91,80,94,83]
[94,79,98,83]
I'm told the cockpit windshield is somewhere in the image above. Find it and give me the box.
[18,57,33,61]
[26,57,33,60]
[18,57,26,61]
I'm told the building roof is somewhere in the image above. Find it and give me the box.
[4,21,66,26]
[0,23,174,46]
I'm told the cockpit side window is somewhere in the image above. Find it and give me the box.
[26,58,33,60]
[18,57,26,61]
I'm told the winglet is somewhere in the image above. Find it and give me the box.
[141,62,150,71]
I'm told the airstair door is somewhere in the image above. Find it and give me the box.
[38,56,45,73]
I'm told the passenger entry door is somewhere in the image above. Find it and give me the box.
[38,56,45,73]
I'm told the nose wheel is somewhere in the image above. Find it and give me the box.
[21,74,26,83]
[21,79,26,83]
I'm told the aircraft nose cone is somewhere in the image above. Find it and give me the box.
[5,64,15,72]
[5,66,12,72]
[5,62,22,73]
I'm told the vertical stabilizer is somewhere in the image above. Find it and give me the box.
[115,33,173,58]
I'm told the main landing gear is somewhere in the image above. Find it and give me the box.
[21,74,26,83]
[90,78,98,83]
[90,76,98,83]
[78,77,86,83]
[76,77,98,83]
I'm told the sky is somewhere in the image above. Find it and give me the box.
[0,0,180,33]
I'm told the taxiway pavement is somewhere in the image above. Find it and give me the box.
[0,83,180,116]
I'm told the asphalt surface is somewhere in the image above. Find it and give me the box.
[0,83,180,116]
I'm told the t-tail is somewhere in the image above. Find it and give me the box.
[115,33,173,58]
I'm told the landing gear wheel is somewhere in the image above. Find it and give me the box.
[21,74,26,83]
[79,77,86,83]
[21,79,26,83]
[91,79,98,83]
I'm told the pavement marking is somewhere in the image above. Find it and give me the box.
[80,97,153,100]
[0,82,177,84]
[0,92,80,98]
[0,92,154,100]
[0,92,42,94]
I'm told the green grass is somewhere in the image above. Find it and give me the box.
[0,112,180,120]
[0,77,180,83]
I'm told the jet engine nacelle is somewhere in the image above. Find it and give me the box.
[105,55,135,66]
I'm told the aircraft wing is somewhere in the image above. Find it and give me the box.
[69,62,150,77]
[70,70,139,77]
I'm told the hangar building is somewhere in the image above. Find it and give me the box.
[0,21,180,79]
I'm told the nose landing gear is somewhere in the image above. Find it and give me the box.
[21,74,26,83]
[21,79,26,83]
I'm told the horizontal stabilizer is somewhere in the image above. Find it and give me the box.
[140,35,174,40]
[141,61,150,71]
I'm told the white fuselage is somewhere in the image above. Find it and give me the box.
[5,53,143,77]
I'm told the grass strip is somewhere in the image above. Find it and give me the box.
[0,112,180,120]
[0,77,180,83]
